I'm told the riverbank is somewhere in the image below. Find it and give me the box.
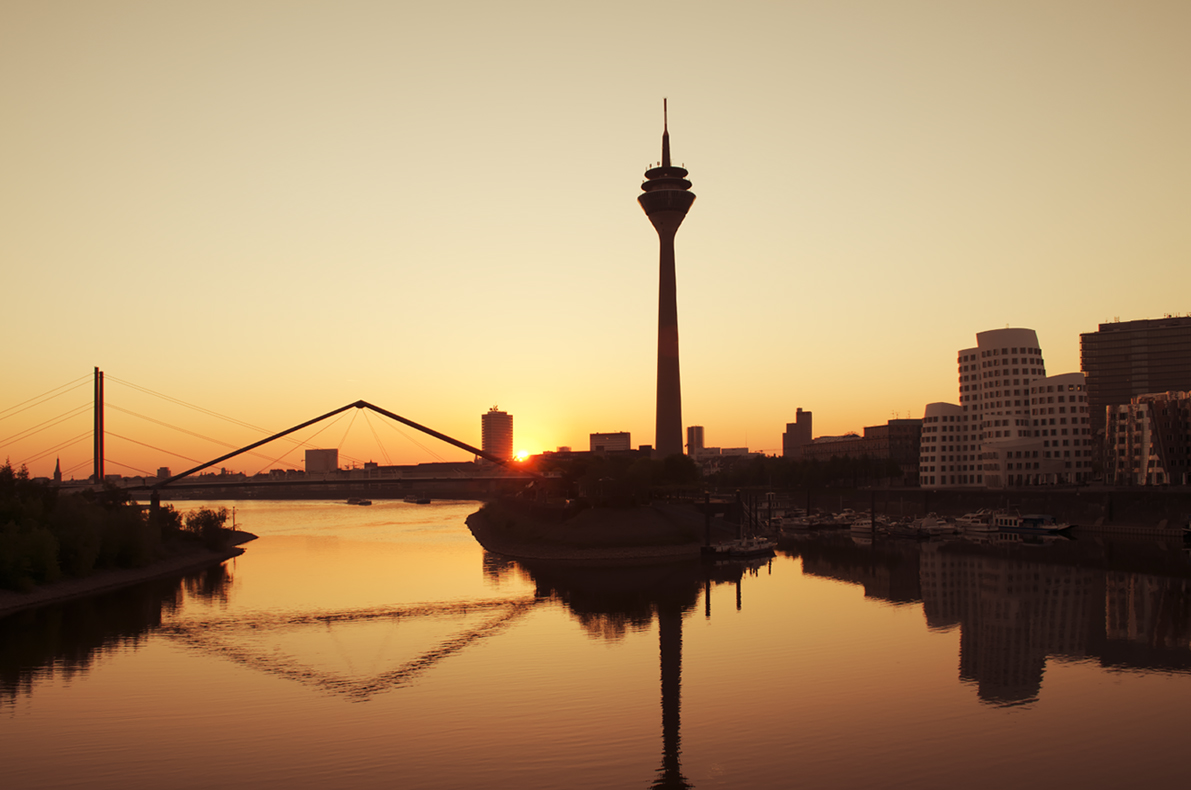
[466,502,728,565]
[0,530,257,618]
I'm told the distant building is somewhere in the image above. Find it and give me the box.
[1081,317,1191,465]
[1105,391,1191,486]
[782,408,813,459]
[481,407,514,461]
[800,434,865,462]
[156,466,171,480]
[590,432,631,453]
[305,449,338,474]
[686,426,704,457]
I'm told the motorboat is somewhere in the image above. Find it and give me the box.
[702,535,776,560]
[989,512,1072,535]
[911,513,955,536]
[955,509,995,533]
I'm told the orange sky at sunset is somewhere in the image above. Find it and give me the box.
[3,1,1189,478]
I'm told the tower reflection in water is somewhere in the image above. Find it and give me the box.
[497,556,765,789]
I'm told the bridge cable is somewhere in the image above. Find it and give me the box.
[105,375,275,435]
[16,431,91,468]
[105,431,203,464]
[61,457,94,477]
[249,410,351,478]
[105,393,372,470]
[374,414,451,464]
[361,409,392,466]
[335,408,361,456]
[104,457,153,477]
[0,402,91,447]
[0,376,91,424]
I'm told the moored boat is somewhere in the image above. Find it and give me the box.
[702,535,776,559]
[989,512,1072,535]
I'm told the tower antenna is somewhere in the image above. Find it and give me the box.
[661,98,671,168]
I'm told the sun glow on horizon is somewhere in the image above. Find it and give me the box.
[513,450,530,462]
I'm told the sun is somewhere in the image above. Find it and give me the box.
[513,449,530,462]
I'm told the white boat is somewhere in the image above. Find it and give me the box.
[702,536,776,559]
[955,509,994,533]
[850,517,875,534]
[781,515,814,531]
[911,513,955,536]
[989,512,1072,535]
[957,509,995,533]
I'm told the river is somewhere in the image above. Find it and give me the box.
[3,499,1191,789]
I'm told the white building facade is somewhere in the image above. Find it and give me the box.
[921,327,1089,489]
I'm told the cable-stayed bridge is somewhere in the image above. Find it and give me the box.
[2,369,534,499]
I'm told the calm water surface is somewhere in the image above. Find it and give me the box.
[4,500,1191,789]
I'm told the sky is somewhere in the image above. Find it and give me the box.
[2,0,1189,478]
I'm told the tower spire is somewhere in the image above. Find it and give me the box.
[661,98,671,168]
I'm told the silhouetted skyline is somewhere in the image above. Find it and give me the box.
[3,2,1189,475]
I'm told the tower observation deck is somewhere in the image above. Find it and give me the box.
[639,100,695,458]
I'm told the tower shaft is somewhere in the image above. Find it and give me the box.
[654,226,683,458]
[639,103,695,459]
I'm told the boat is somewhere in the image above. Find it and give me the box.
[345,498,372,506]
[850,517,875,534]
[403,495,431,504]
[780,515,814,531]
[702,535,776,560]
[911,513,955,536]
[955,509,995,533]
[989,512,1072,535]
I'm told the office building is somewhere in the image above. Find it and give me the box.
[782,408,813,459]
[639,101,695,458]
[305,449,338,474]
[686,425,704,457]
[481,407,513,461]
[1080,316,1191,448]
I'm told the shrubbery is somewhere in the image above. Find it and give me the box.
[0,461,224,592]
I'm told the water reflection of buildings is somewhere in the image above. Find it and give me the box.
[784,535,1191,706]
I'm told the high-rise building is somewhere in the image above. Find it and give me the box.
[782,408,813,458]
[481,407,513,461]
[921,328,1091,488]
[686,425,704,457]
[639,101,695,459]
[305,449,338,474]
[1080,317,1191,446]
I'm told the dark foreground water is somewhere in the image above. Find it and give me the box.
[4,500,1191,789]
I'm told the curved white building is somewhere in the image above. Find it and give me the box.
[973,328,1047,488]
[922,327,1087,489]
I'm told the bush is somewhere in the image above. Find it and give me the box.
[184,507,229,550]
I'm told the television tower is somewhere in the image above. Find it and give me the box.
[638,100,695,458]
